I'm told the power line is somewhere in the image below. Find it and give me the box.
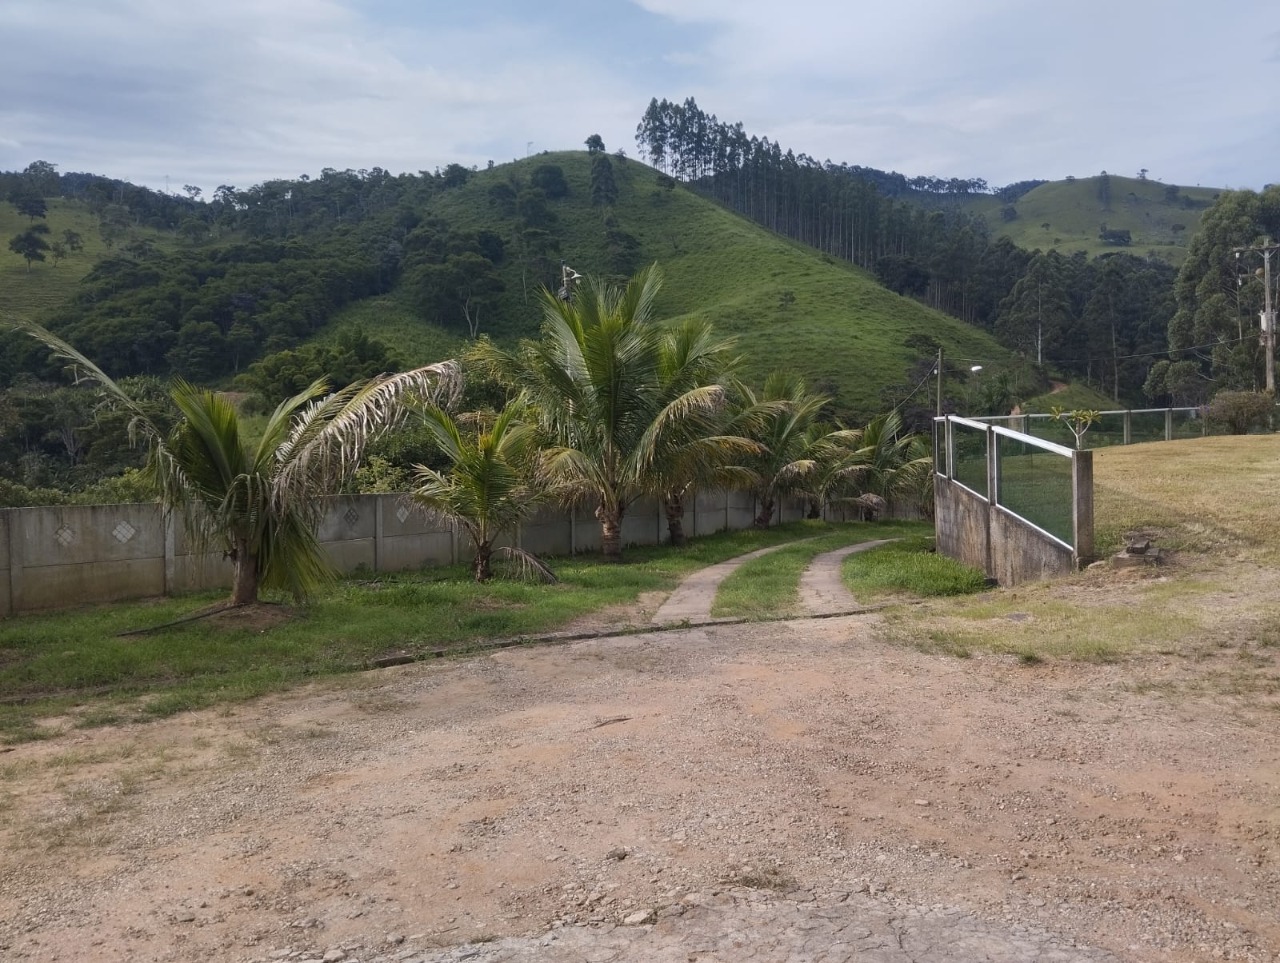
[886,360,939,417]
[949,333,1253,370]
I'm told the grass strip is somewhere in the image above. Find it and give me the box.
[840,535,988,601]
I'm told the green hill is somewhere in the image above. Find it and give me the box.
[317,151,1025,420]
[962,175,1220,263]
[0,200,119,317]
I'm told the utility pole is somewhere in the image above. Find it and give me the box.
[1235,240,1280,395]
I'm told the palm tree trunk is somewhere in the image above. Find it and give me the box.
[664,492,687,547]
[754,495,775,528]
[230,538,259,606]
[473,541,493,582]
[597,503,624,560]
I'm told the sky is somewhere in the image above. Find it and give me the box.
[2,0,1278,196]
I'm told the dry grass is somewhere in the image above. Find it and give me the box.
[878,435,1280,680]
[1092,435,1280,560]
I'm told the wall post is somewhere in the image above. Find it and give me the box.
[1072,449,1095,566]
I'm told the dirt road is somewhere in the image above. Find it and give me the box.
[0,545,1277,963]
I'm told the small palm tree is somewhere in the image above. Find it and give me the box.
[14,320,460,605]
[410,398,554,582]
[646,318,758,546]
[729,373,831,527]
[472,265,726,560]
[839,410,932,520]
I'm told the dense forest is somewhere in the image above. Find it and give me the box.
[634,97,1178,403]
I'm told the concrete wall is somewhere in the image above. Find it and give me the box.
[934,416,1094,587]
[934,476,1081,586]
[0,488,828,616]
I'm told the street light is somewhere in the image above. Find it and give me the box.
[558,262,582,302]
[935,349,986,417]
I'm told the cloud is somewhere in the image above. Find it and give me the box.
[0,0,1276,192]
[0,0,652,190]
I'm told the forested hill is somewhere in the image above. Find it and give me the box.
[2,151,1023,420]
[633,97,1188,402]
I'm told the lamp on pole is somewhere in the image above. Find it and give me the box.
[558,262,582,302]
[935,349,986,417]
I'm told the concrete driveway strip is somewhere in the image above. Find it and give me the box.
[650,541,804,625]
[798,539,896,615]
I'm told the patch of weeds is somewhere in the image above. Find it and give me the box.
[142,691,210,719]
[925,632,973,658]
[222,737,257,758]
[723,862,797,892]
[0,721,54,746]
[73,706,128,730]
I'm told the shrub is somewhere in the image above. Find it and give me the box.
[1206,390,1273,435]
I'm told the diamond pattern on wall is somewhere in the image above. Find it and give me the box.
[395,505,411,524]
[54,525,75,546]
[112,520,137,543]
[343,506,360,527]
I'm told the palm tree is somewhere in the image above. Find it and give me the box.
[471,265,725,560]
[410,398,554,582]
[647,318,758,546]
[729,373,831,527]
[14,320,460,605]
[838,410,933,520]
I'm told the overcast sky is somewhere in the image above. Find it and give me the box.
[2,0,1277,195]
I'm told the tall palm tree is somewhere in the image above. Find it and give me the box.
[471,265,724,560]
[14,320,460,605]
[410,398,554,582]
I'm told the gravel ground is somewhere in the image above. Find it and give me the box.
[0,553,1277,963]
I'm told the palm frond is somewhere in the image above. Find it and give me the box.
[7,318,163,448]
[493,546,559,584]
[276,360,462,501]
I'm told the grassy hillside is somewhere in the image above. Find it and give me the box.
[1020,381,1116,413]
[0,200,114,318]
[963,175,1220,263]
[0,199,179,321]
[338,151,1027,420]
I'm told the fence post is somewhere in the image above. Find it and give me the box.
[986,424,998,507]
[1073,449,1095,566]
[164,508,176,594]
[1165,408,1173,441]
[1123,410,1132,446]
